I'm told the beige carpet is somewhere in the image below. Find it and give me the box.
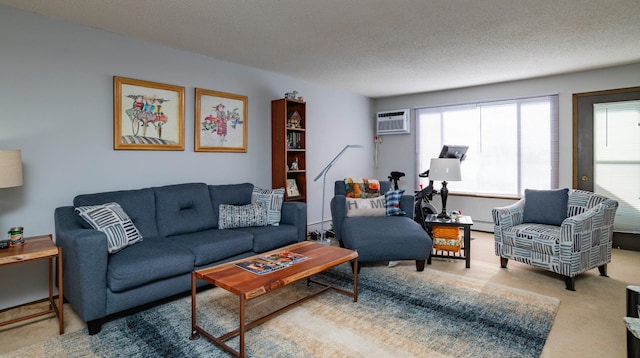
[1,231,638,357]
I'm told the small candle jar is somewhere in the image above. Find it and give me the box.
[8,227,24,245]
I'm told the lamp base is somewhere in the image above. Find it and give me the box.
[437,211,451,220]
[317,237,332,246]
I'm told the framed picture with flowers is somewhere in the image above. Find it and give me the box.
[113,76,185,150]
[195,88,248,152]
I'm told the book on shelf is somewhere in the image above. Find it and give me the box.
[287,132,302,149]
[235,250,309,275]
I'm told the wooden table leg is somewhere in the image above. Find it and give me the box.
[464,226,471,268]
[190,272,199,340]
[353,258,358,302]
[57,248,64,334]
[239,295,246,358]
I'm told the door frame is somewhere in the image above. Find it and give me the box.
[573,86,640,251]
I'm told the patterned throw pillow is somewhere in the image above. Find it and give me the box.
[251,187,284,226]
[346,197,387,217]
[344,178,381,198]
[218,202,268,229]
[75,202,143,254]
[385,189,406,216]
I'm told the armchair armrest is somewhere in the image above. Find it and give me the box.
[492,199,525,228]
[560,201,617,251]
[54,206,108,323]
[400,194,415,220]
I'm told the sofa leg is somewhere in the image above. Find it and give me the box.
[87,319,102,335]
[564,276,576,291]
[416,260,425,272]
[598,264,608,277]
[500,257,508,268]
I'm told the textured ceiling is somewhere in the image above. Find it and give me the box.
[2,0,639,98]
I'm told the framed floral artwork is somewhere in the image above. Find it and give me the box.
[113,76,185,150]
[195,88,248,152]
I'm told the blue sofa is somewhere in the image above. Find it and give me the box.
[330,180,432,271]
[54,182,306,334]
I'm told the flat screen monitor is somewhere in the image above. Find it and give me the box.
[438,145,468,162]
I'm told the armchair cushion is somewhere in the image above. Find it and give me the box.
[522,188,568,226]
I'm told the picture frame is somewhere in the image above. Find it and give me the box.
[286,179,300,197]
[195,88,248,152]
[113,76,185,151]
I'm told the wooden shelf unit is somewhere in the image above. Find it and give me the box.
[272,98,307,202]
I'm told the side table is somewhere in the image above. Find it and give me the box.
[424,214,474,268]
[0,234,63,334]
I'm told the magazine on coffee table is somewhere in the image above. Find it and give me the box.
[235,251,309,275]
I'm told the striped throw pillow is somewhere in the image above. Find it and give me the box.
[75,202,143,254]
[251,187,284,226]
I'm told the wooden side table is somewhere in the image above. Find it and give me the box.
[424,214,474,268]
[0,234,63,334]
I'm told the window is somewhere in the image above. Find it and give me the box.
[416,95,558,197]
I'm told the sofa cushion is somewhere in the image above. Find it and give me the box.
[154,183,217,236]
[75,202,143,254]
[107,238,194,292]
[251,187,285,225]
[74,188,158,237]
[385,189,406,216]
[168,229,253,266]
[209,183,254,226]
[234,224,299,253]
[218,203,268,229]
[523,188,569,226]
[346,197,386,217]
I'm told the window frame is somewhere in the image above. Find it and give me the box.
[415,94,559,198]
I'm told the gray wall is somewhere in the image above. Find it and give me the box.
[0,6,373,309]
[374,63,640,231]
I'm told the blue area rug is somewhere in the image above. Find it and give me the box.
[6,264,559,357]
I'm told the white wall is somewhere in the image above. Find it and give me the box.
[0,6,373,309]
[374,63,640,231]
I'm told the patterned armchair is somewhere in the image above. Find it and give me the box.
[493,189,618,291]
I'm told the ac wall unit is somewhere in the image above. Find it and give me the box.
[376,109,410,135]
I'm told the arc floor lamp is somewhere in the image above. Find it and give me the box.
[313,144,363,244]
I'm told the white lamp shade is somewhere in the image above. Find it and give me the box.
[429,158,461,182]
[0,150,23,188]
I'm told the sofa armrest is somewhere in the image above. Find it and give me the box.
[280,201,307,242]
[54,206,108,322]
[492,199,525,228]
[330,195,347,241]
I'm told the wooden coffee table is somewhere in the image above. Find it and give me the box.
[190,241,358,358]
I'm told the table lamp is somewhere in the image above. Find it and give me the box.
[0,150,23,189]
[429,158,461,220]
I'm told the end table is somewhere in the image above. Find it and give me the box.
[0,234,63,334]
[424,214,474,268]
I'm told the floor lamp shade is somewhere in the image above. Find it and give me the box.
[0,150,23,188]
